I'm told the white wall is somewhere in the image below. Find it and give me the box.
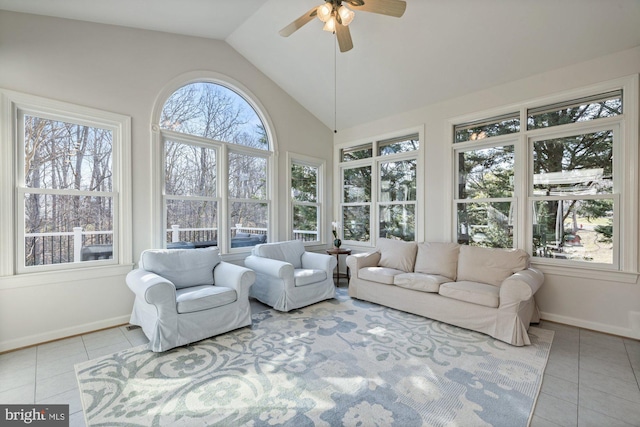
[0,11,333,352]
[335,46,640,339]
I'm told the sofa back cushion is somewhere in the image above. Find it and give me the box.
[140,247,221,289]
[457,245,529,287]
[414,242,460,280]
[252,240,305,269]
[376,238,418,272]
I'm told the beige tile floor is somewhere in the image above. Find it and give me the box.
[1,298,639,427]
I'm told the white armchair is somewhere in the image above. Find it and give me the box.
[244,240,337,312]
[126,247,255,352]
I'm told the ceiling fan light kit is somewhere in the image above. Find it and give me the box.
[279,0,407,52]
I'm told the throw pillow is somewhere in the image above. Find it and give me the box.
[456,245,529,287]
[377,238,418,272]
[414,242,460,279]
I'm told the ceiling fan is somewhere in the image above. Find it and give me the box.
[279,0,407,53]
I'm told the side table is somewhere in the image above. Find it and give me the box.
[326,248,352,286]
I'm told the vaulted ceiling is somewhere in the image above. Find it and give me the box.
[1,0,639,130]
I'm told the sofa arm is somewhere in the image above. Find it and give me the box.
[346,251,381,274]
[245,255,294,279]
[214,261,256,296]
[126,269,177,309]
[302,251,337,272]
[499,267,544,306]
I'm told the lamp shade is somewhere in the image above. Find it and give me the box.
[323,15,337,32]
[317,3,332,22]
[337,5,355,26]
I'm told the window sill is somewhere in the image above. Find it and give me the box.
[531,260,639,284]
[0,263,134,290]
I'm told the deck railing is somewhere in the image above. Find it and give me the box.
[25,227,113,265]
[166,225,319,244]
[25,225,321,266]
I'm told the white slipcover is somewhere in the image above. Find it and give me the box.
[127,247,255,352]
[244,240,337,312]
[347,240,544,346]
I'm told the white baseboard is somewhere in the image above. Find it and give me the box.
[0,315,131,353]
[540,311,640,340]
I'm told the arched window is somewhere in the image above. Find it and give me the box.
[158,81,273,253]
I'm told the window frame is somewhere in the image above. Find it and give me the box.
[151,73,277,259]
[336,130,423,248]
[162,130,222,251]
[527,121,621,269]
[286,152,325,245]
[449,75,638,279]
[453,136,518,248]
[0,89,132,277]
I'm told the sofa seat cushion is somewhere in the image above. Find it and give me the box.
[175,285,237,314]
[294,269,327,287]
[394,272,449,293]
[438,281,500,308]
[359,266,404,285]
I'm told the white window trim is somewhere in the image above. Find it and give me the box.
[335,127,424,249]
[0,89,132,281]
[286,152,326,246]
[448,75,639,282]
[150,71,277,260]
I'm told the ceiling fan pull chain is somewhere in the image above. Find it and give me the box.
[334,34,337,134]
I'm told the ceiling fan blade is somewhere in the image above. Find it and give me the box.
[344,0,407,18]
[279,6,318,37]
[335,23,354,53]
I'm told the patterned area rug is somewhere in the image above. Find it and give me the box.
[75,291,553,426]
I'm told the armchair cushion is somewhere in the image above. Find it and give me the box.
[252,240,305,269]
[175,285,237,314]
[139,247,221,289]
[294,269,327,287]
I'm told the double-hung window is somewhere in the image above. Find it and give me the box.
[338,133,420,245]
[288,154,324,243]
[454,113,519,247]
[1,90,131,275]
[528,91,621,266]
[452,78,637,273]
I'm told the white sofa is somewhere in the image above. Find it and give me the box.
[244,240,337,312]
[346,239,544,346]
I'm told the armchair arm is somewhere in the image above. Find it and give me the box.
[126,269,177,309]
[499,267,544,307]
[301,251,337,272]
[244,255,294,279]
[213,261,256,297]
[346,251,381,275]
